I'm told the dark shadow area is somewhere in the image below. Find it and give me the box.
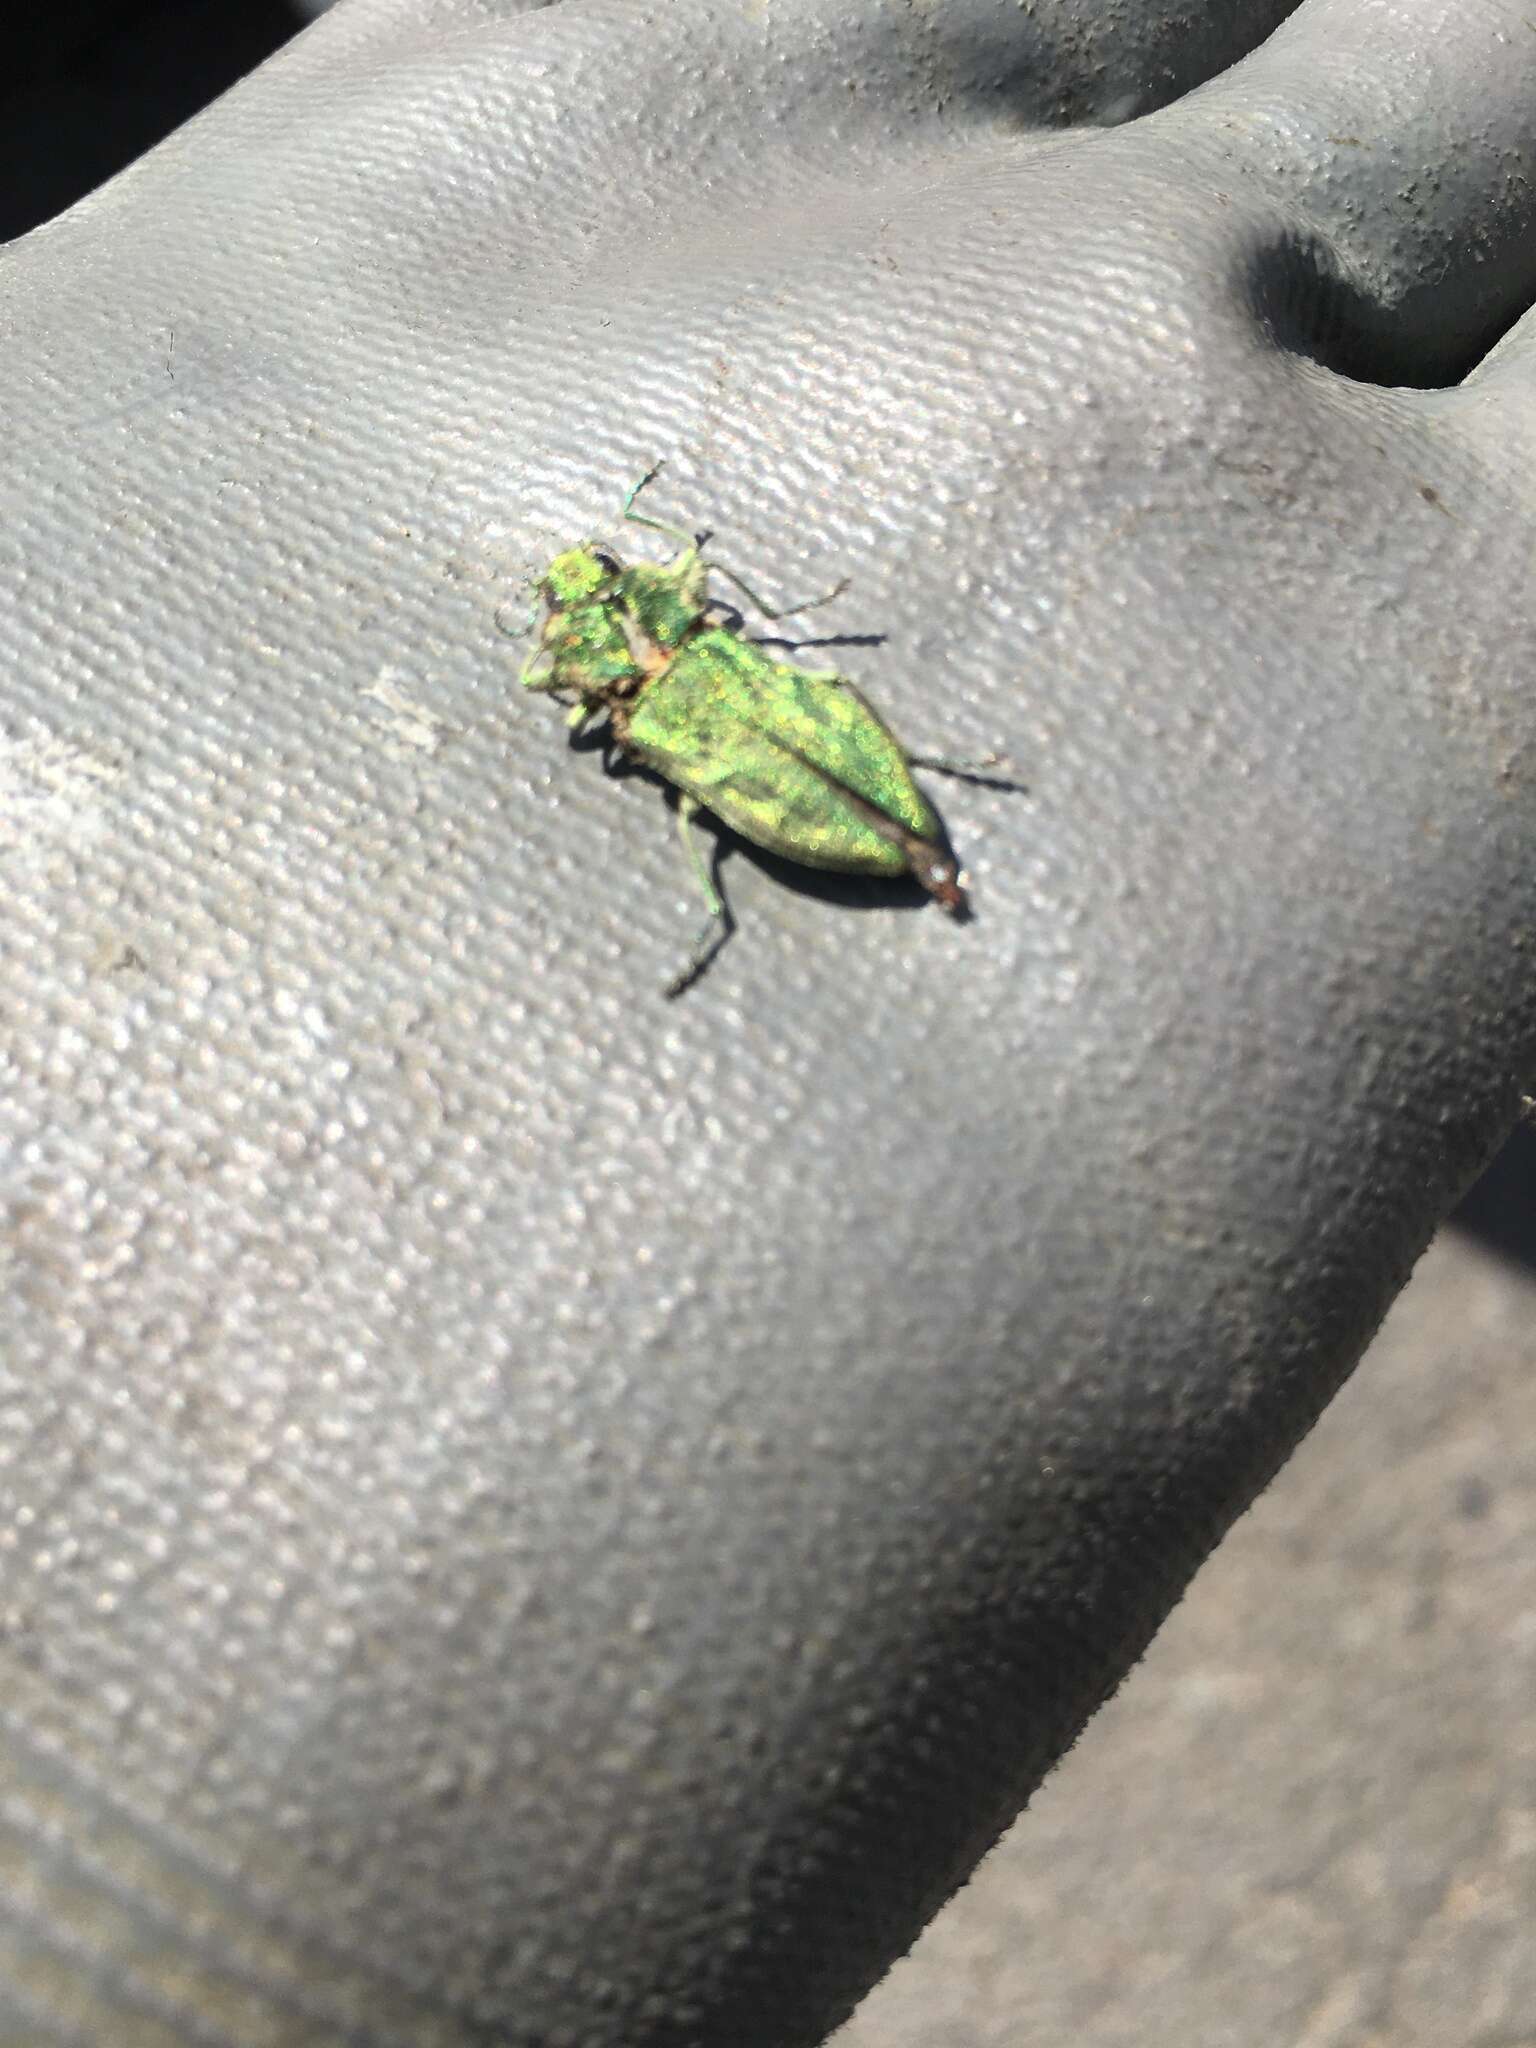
[0,0,305,243]
[1249,228,1527,393]
[6,4,143,95]
[1450,1118,1536,1271]
[746,837,942,918]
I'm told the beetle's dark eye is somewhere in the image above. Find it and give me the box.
[591,548,621,577]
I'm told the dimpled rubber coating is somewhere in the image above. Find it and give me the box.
[3,0,1536,2044]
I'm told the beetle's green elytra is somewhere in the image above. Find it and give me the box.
[521,467,1015,993]
[616,628,945,880]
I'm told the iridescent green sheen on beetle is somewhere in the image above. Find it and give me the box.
[520,467,1014,994]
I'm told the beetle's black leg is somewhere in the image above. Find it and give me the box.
[665,795,733,997]
[908,750,1028,792]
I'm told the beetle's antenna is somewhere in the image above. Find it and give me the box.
[494,591,539,640]
[703,564,850,622]
[622,464,699,553]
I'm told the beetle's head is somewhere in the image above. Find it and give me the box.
[542,544,622,606]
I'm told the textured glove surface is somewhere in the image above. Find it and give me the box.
[2,1,1535,2041]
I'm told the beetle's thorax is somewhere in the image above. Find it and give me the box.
[616,550,709,652]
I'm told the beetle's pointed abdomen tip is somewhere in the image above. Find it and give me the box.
[911,847,969,916]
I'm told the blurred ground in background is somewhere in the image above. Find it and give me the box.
[7,20,1533,2044]
[839,1190,1536,2048]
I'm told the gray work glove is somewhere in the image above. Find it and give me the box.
[2,0,1531,2040]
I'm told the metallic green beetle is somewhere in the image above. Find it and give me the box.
[520,468,1003,993]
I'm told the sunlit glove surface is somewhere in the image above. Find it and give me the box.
[2,1,1534,2042]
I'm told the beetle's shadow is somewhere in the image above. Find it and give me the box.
[742,836,958,919]
[747,627,889,655]
[569,720,967,930]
